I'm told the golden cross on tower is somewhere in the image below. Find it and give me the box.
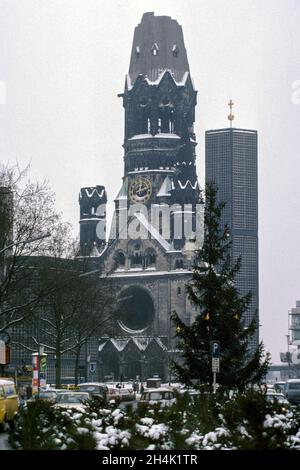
[228,99,235,127]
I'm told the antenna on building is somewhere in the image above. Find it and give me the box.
[228,99,235,128]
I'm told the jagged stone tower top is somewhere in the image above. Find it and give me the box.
[128,12,190,86]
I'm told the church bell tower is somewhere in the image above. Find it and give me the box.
[84,13,203,382]
[115,12,200,249]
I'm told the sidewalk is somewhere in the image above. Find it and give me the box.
[0,432,11,450]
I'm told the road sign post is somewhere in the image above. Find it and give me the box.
[211,340,220,394]
[89,362,96,374]
[32,350,47,394]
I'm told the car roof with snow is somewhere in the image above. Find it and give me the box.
[0,379,15,386]
[143,387,173,393]
[78,382,107,386]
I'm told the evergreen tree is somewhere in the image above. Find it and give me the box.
[171,183,270,390]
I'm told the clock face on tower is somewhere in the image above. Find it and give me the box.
[129,176,152,203]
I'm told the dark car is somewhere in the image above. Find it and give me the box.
[78,383,109,401]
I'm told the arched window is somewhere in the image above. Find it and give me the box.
[115,251,125,267]
[159,212,163,235]
[140,107,148,134]
[130,242,143,267]
[177,286,181,295]
[169,109,175,133]
[175,259,184,269]
[145,248,156,267]
[158,118,162,133]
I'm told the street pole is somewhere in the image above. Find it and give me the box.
[211,340,220,394]
[37,346,41,393]
[86,345,91,383]
[213,372,217,394]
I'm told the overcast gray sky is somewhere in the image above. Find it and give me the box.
[0,0,299,363]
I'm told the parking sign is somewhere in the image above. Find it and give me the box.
[211,340,220,358]
[211,341,220,373]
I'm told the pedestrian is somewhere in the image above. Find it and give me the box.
[26,384,32,399]
[19,394,26,409]
[261,382,267,394]
[140,383,144,394]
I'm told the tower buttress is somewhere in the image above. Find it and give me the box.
[79,185,107,256]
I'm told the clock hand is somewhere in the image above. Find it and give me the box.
[137,183,144,196]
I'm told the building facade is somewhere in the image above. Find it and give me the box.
[289,301,300,347]
[80,12,203,381]
[205,127,259,349]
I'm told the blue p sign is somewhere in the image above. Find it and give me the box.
[211,341,220,358]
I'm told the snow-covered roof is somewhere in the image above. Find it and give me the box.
[177,180,199,190]
[128,133,180,141]
[89,243,101,257]
[126,69,192,91]
[79,187,105,199]
[155,337,168,351]
[157,175,173,197]
[79,217,101,222]
[111,338,130,352]
[98,337,168,353]
[106,269,191,279]
[127,169,175,175]
[132,337,153,350]
[115,180,128,201]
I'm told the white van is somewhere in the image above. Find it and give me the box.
[285,379,300,405]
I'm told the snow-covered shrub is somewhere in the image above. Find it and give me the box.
[10,391,300,450]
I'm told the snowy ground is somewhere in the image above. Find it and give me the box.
[0,432,11,450]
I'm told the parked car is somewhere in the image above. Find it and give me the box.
[274,381,286,394]
[27,390,58,404]
[139,387,176,407]
[0,379,19,431]
[54,392,90,411]
[115,382,136,401]
[266,384,275,394]
[265,392,290,413]
[284,379,300,405]
[78,382,109,401]
[186,389,200,402]
[105,382,124,402]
